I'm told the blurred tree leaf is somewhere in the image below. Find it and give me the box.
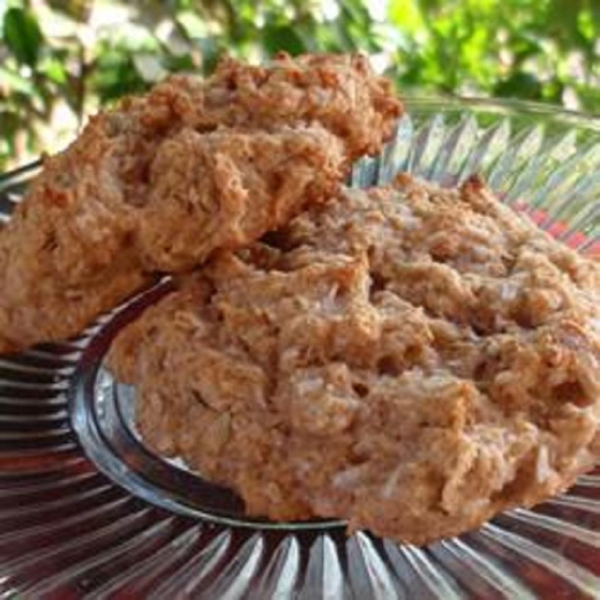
[176,10,209,39]
[0,110,20,165]
[0,67,36,95]
[3,8,43,67]
[47,0,93,23]
[494,71,543,100]
[263,25,306,56]
[511,34,544,66]
[195,36,222,73]
[133,53,169,82]
[38,57,68,85]
[388,0,425,31]
[91,43,149,102]
[0,111,21,136]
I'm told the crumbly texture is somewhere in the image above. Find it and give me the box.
[108,175,600,545]
[0,53,401,353]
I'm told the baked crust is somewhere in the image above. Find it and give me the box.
[0,53,401,352]
[109,175,600,544]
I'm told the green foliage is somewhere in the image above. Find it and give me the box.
[3,8,44,67]
[0,0,599,168]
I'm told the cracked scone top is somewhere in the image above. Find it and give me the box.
[108,175,600,545]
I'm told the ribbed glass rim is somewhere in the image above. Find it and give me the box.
[403,94,600,130]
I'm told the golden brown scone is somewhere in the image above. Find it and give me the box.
[0,127,344,352]
[109,175,600,545]
[0,53,402,353]
[186,52,402,157]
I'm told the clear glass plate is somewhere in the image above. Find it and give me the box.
[0,98,598,599]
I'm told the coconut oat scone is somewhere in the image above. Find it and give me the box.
[108,175,600,545]
[0,53,402,353]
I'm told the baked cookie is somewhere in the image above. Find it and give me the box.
[109,175,600,544]
[0,53,401,353]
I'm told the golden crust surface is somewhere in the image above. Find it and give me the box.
[108,176,600,544]
[0,53,401,352]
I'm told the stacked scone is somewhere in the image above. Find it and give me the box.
[2,53,599,545]
[0,53,399,352]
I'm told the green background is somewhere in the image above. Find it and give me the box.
[1,0,599,168]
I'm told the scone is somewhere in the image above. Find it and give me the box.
[109,175,600,545]
[0,53,402,353]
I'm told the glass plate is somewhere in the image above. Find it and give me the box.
[0,98,598,599]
